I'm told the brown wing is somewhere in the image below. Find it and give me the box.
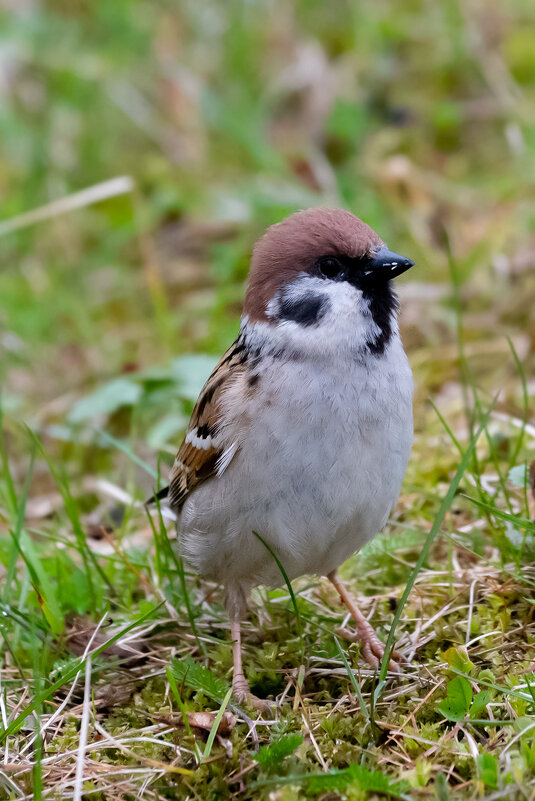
[167,337,247,511]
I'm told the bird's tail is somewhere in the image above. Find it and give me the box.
[145,485,169,506]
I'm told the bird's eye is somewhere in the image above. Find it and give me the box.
[318,257,343,279]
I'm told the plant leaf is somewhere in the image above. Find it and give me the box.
[438,676,472,721]
[254,734,303,768]
[170,355,218,402]
[508,464,528,488]
[69,378,142,422]
[170,656,229,703]
[146,414,188,448]
[470,690,491,718]
[477,753,498,789]
[444,647,473,675]
[306,763,410,796]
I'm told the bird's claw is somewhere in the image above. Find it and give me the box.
[232,676,274,714]
[334,626,403,672]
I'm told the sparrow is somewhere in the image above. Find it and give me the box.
[153,208,414,708]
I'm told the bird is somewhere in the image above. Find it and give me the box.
[152,208,414,709]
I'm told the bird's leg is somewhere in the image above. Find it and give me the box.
[230,619,272,712]
[230,619,250,701]
[328,570,401,671]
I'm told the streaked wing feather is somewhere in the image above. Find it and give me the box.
[168,337,246,510]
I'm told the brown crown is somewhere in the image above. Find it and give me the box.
[244,208,383,322]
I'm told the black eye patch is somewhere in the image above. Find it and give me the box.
[315,254,371,284]
[278,292,330,326]
[318,256,344,279]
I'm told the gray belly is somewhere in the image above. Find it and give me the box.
[178,341,413,590]
[178,412,411,588]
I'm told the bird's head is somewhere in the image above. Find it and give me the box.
[243,208,414,357]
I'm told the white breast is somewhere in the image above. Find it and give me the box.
[178,326,413,599]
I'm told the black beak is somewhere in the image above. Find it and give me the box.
[364,247,414,282]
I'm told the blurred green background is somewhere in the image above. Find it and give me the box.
[1,0,534,451]
[1,3,535,797]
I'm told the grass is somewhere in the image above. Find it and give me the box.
[1,0,535,798]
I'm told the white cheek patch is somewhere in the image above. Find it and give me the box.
[249,275,393,359]
[185,429,213,450]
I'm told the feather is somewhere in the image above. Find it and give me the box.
[168,336,247,511]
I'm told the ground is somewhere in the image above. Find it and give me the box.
[1,1,535,799]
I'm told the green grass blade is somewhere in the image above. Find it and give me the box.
[463,495,534,530]
[375,399,496,697]
[96,428,158,479]
[147,500,205,655]
[0,603,162,742]
[333,635,370,722]
[202,687,233,760]
[252,531,303,649]
[0,404,18,517]
[507,336,529,471]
